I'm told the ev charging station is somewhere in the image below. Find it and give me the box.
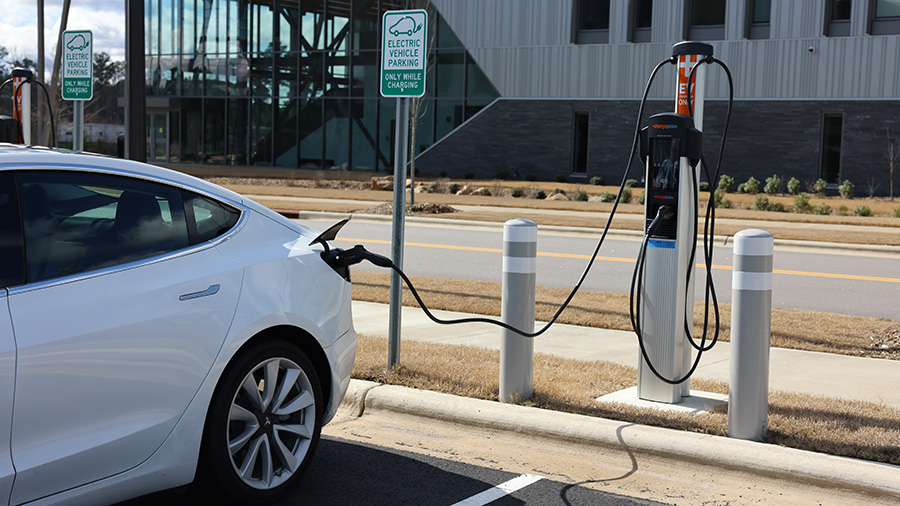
[636,42,714,404]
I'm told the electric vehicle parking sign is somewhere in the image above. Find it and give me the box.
[380,10,427,97]
[62,30,93,100]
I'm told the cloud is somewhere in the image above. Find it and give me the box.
[4,1,126,64]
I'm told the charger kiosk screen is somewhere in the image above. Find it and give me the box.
[649,138,680,190]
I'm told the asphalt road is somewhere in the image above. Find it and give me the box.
[118,438,665,506]
[302,218,900,320]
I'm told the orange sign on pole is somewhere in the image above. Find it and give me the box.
[676,54,701,116]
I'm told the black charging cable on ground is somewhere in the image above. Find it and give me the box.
[326,56,677,338]
[628,56,735,385]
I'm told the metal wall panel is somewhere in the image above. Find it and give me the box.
[433,0,900,100]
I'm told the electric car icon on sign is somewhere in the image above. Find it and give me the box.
[66,34,89,51]
[388,16,422,36]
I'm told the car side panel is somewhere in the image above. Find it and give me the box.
[7,247,243,505]
[214,212,352,349]
[0,291,15,505]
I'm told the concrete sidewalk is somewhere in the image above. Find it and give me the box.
[351,300,900,408]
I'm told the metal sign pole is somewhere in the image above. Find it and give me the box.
[73,100,84,152]
[388,97,409,369]
[381,9,427,369]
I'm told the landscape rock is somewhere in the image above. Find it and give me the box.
[470,187,491,196]
[371,176,393,191]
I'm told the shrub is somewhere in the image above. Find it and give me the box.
[573,189,588,201]
[699,181,710,191]
[494,170,509,180]
[812,203,832,215]
[510,187,524,198]
[714,189,732,208]
[530,188,546,199]
[814,178,828,197]
[892,206,900,218]
[854,205,873,217]
[552,188,566,195]
[625,179,639,188]
[764,174,782,195]
[525,173,537,181]
[621,188,633,204]
[637,190,645,205]
[787,177,801,195]
[717,174,735,193]
[736,183,746,193]
[839,179,855,199]
[590,176,605,186]
[428,181,441,192]
[792,192,811,213]
[751,195,770,211]
[555,173,568,183]
[599,191,616,202]
[448,182,461,194]
[743,176,760,194]
[837,205,849,216]
[463,172,475,179]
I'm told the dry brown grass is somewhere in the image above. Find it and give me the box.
[351,270,900,360]
[353,335,900,465]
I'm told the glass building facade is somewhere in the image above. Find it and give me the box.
[144,0,498,170]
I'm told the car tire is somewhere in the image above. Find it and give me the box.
[198,339,323,505]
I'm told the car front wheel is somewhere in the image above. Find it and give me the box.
[199,339,323,505]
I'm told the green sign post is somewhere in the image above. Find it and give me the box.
[381,10,428,369]
[380,10,428,97]
[62,30,93,100]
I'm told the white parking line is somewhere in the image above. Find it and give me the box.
[450,474,544,506]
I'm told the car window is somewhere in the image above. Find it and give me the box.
[18,171,189,283]
[184,192,241,245]
[0,172,25,288]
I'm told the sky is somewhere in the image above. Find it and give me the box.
[2,0,126,67]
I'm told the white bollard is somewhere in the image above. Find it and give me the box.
[728,229,774,441]
[500,219,536,403]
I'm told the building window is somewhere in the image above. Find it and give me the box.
[747,0,771,39]
[821,113,844,184]
[870,0,900,34]
[826,0,852,36]
[686,0,726,40]
[576,0,610,44]
[572,112,589,174]
[631,0,653,43]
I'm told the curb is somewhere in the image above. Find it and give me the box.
[282,210,900,257]
[340,379,900,499]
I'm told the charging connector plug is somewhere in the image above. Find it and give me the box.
[647,205,676,235]
[327,244,393,269]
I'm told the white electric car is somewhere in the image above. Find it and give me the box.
[0,144,357,505]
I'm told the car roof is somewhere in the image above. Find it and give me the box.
[0,143,321,239]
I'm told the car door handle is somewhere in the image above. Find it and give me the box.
[179,284,221,301]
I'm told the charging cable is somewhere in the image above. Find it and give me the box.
[628,56,735,384]
[0,73,58,147]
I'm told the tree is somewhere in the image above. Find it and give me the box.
[880,127,899,200]
[407,0,435,204]
[85,52,125,124]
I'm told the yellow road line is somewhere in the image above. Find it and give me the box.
[338,238,900,284]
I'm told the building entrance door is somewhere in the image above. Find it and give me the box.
[147,112,168,162]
